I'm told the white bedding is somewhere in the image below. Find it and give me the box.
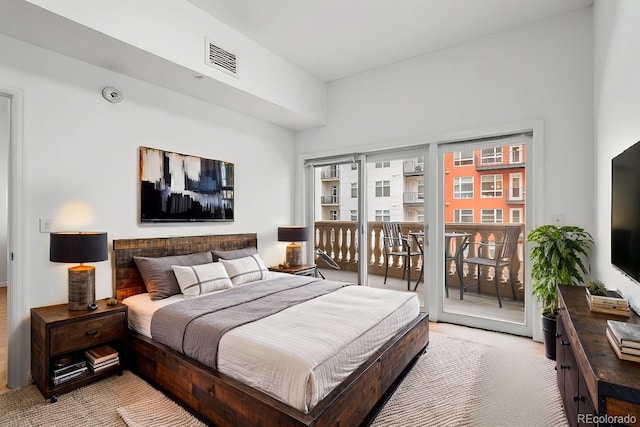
[123,277,420,413]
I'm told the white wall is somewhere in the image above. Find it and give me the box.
[594,0,640,311]
[297,8,594,232]
[0,32,296,310]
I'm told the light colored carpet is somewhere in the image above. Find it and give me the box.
[0,371,205,427]
[371,332,568,427]
[0,333,566,426]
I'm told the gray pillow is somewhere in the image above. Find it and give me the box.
[211,247,257,261]
[133,251,213,300]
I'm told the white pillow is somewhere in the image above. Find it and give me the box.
[171,262,233,298]
[220,254,269,286]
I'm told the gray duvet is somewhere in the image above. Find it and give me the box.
[150,274,348,369]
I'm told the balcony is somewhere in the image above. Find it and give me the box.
[320,195,339,205]
[313,221,525,317]
[403,191,425,206]
[403,160,425,176]
[321,169,339,180]
[506,187,525,204]
[474,155,525,171]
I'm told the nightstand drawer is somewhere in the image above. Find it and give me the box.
[50,311,125,356]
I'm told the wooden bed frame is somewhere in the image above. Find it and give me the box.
[113,233,429,427]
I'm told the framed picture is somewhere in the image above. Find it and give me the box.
[139,146,234,222]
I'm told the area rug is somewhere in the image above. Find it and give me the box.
[371,332,568,427]
[371,333,487,426]
[0,371,205,427]
[0,333,566,426]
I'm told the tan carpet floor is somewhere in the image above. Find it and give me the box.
[0,331,566,426]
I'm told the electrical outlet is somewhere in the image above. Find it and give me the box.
[551,214,564,227]
[39,218,52,233]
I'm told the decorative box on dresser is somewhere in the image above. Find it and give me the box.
[557,285,640,426]
[31,300,127,402]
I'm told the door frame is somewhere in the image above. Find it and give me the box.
[428,120,543,340]
[2,86,28,388]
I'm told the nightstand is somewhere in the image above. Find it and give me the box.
[31,300,128,402]
[269,264,319,277]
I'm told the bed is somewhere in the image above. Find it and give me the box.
[114,233,429,427]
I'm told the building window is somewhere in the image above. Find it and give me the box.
[454,176,474,199]
[454,150,474,166]
[510,208,522,223]
[481,175,503,198]
[481,147,502,164]
[417,211,424,223]
[351,182,357,198]
[481,209,503,223]
[350,210,358,221]
[329,210,338,220]
[375,180,390,197]
[375,161,390,168]
[454,209,474,223]
[375,210,391,222]
[510,145,522,163]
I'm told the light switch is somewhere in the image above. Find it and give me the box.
[39,218,52,233]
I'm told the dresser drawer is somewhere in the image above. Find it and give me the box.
[50,311,125,356]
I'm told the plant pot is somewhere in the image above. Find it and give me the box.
[541,314,557,361]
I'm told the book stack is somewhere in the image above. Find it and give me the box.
[606,320,640,363]
[586,288,630,317]
[84,345,119,373]
[50,356,88,386]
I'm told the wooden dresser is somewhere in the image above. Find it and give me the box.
[557,285,640,426]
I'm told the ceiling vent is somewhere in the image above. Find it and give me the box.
[205,38,238,77]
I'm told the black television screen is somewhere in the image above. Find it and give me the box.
[611,140,640,283]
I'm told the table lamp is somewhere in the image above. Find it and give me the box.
[278,226,308,268]
[50,232,108,310]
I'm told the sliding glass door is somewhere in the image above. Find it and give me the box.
[435,133,532,335]
[303,126,538,336]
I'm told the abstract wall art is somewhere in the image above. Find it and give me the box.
[139,147,234,222]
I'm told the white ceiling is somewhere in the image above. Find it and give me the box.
[188,0,593,82]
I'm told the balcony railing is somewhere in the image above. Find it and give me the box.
[474,154,525,171]
[506,187,525,203]
[314,221,524,299]
[321,169,339,180]
[403,160,425,175]
[320,195,339,205]
[403,192,425,205]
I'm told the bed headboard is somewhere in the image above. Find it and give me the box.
[113,233,258,301]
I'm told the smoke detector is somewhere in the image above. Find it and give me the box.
[102,87,123,103]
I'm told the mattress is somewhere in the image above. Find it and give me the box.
[123,276,420,413]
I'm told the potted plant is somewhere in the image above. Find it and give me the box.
[527,225,593,360]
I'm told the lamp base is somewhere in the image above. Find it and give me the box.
[285,243,303,267]
[68,265,96,311]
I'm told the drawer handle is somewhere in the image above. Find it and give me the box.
[573,395,585,403]
[561,340,570,346]
[560,364,570,370]
[85,329,98,336]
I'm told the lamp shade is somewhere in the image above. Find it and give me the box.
[277,226,308,243]
[50,232,108,263]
